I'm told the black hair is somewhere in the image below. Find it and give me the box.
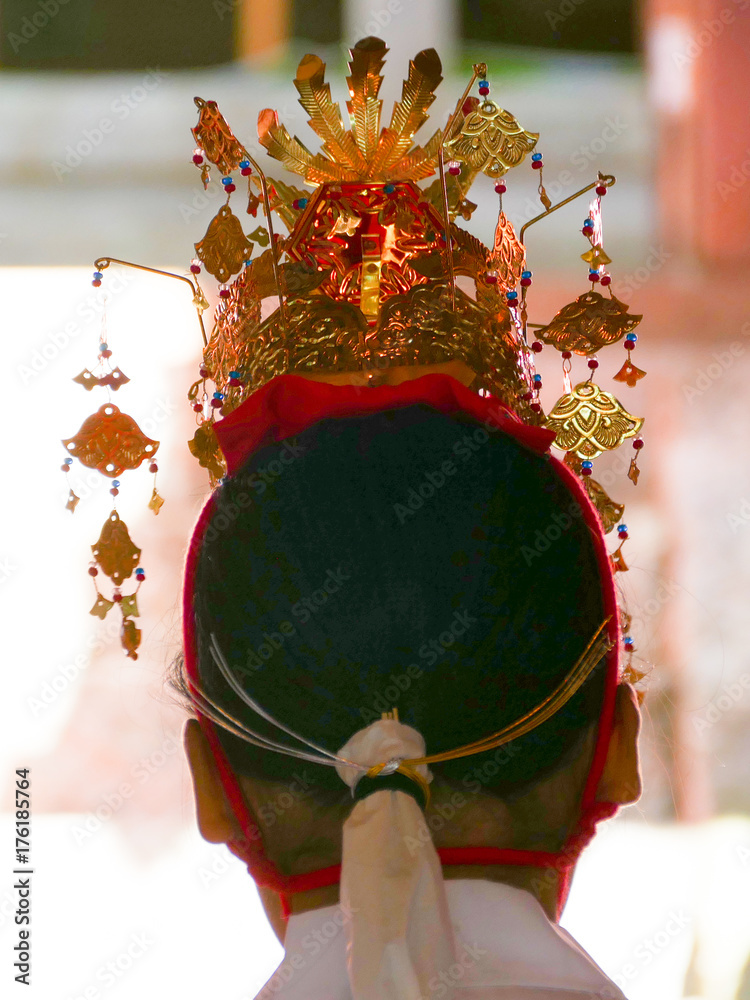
[190,403,606,796]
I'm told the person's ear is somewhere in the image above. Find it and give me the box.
[183,718,240,844]
[595,683,642,804]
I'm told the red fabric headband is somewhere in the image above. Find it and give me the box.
[182,372,621,920]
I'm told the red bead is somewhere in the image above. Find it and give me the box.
[101,349,112,358]
[581,467,593,476]
[531,341,543,353]
[149,462,158,473]
[530,402,542,413]
[532,161,543,170]
[190,264,201,274]
[596,185,607,196]
[210,398,223,408]
[219,288,231,298]
[92,280,101,287]
[633,438,644,450]
[582,227,592,236]
[110,487,119,496]
[588,359,599,369]
[618,531,629,540]
[61,463,70,472]
[88,566,98,577]
[588,272,600,282]
[241,167,252,176]
[561,350,572,360]
[199,366,209,378]
[225,183,236,193]
[136,572,145,582]
[625,339,636,350]
[494,182,506,194]
[600,274,611,286]
[448,165,461,176]
[192,402,203,412]
[522,391,533,401]
[229,377,241,387]
[520,277,532,287]
[485,272,498,285]
[624,643,634,652]
[192,154,204,165]
[113,591,123,602]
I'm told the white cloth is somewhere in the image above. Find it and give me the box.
[256,879,627,1000]
[334,720,456,1000]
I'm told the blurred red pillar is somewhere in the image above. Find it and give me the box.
[236,0,290,63]
[645,0,750,267]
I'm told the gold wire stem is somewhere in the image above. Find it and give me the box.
[403,617,613,766]
[242,152,288,335]
[437,63,486,310]
[93,257,208,347]
[518,172,616,246]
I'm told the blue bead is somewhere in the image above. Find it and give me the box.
[532,153,542,161]
[220,476,230,485]
[100,342,108,350]
[626,333,638,342]
[239,160,250,169]
[521,270,532,278]
[533,375,542,383]
[136,567,144,574]
[112,479,120,487]
[298,198,308,208]
[93,271,103,279]
[619,523,628,532]
[507,291,517,299]
[229,370,238,378]
[623,635,632,643]
[384,184,395,193]
[582,461,593,469]
[213,392,224,400]
[64,457,73,465]
[222,176,232,186]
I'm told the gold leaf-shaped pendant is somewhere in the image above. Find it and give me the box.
[63,403,159,478]
[91,510,141,585]
[195,204,254,283]
[188,423,227,484]
[613,358,647,387]
[490,212,526,292]
[121,617,141,660]
[628,457,641,485]
[120,593,139,618]
[584,477,625,534]
[148,488,165,515]
[90,593,114,619]
[536,291,641,356]
[66,490,80,513]
[581,243,611,267]
[546,382,644,460]
[192,97,247,175]
[611,544,629,573]
[443,99,539,178]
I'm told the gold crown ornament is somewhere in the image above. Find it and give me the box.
[65,38,646,675]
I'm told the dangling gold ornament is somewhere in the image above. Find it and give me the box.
[195,205,255,283]
[536,291,641,356]
[546,382,644,460]
[443,99,539,177]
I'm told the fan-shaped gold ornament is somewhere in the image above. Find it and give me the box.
[91,510,141,586]
[62,403,159,478]
[536,291,642,356]
[546,382,644,460]
[195,205,255,283]
[613,358,647,387]
[583,478,626,534]
[442,99,539,178]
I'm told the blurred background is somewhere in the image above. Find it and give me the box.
[1,1,750,998]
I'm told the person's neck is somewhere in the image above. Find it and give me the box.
[283,864,562,925]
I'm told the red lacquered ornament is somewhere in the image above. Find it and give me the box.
[600,274,611,286]
[596,185,607,196]
[588,359,599,370]
[190,264,201,275]
[531,341,543,353]
[633,438,644,450]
